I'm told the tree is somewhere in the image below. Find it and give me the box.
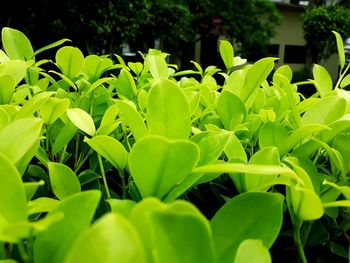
[302,3,350,63]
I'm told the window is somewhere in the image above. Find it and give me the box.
[284,45,307,63]
[268,44,279,58]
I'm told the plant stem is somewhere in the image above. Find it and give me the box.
[294,220,308,263]
[97,154,111,199]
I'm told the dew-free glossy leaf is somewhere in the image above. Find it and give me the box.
[0,118,42,165]
[116,69,137,100]
[147,78,191,139]
[27,197,60,215]
[129,135,199,198]
[220,40,234,70]
[340,74,350,88]
[64,213,146,263]
[332,31,345,70]
[52,121,78,154]
[84,135,128,170]
[259,122,289,153]
[217,90,247,130]
[130,198,215,263]
[0,152,27,224]
[34,190,101,263]
[66,108,96,136]
[240,58,276,104]
[301,96,347,125]
[0,60,27,85]
[234,239,272,263]
[0,74,15,104]
[15,91,54,119]
[107,199,136,217]
[114,99,148,140]
[313,64,333,97]
[55,46,84,79]
[1,27,34,60]
[145,53,168,80]
[83,54,113,81]
[245,147,280,192]
[39,97,70,125]
[48,162,81,200]
[211,192,284,263]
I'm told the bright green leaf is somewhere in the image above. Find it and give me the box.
[47,162,81,200]
[220,40,234,70]
[211,192,284,263]
[55,46,84,79]
[66,108,96,136]
[1,27,34,60]
[234,239,272,263]
[129,135,199,198]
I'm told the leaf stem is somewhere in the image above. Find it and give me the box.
[97,153,111,199]
[294,219,308,263]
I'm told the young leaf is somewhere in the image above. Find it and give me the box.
[52,121,78,154]
[234,239,272,263]
[34,191,101,263]
[340,74,350,88]
[0,152,27,224]
[0,74,15,104]
[145,53,168,80]
[0,60,27,85]
[84,135,128,170]
[0,118,42,165]
[66,108,96,136]
[259,122,289,153]
[332,31,345,71]
[130,198,215,263]
[55,46,84,79]
[211,192,284,263]
[301,96,347,125]
[128,135,199,198]
[1,27,34,60]
[114,99,148,140]
[312,64,333,97]
[147,78,191,139]
[48,162,81,200]
[82,54,113,81]
[217,90,247,130]
[64,213,146,263]
[219,40,234,70]
[39,97,70,125]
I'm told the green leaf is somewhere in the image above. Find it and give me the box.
[340,74,350,88]
[301,96,347,125]
[130,198,215,263]
[52,121,78,154]
[84,135,128,170]
[82,54,113,81]
[211,192,284,263]
[34,191,101,263]
[240,57,276,104]
[245,147,280,192]
[312,64,333,97]
[147,78,191,139]
[274,65,292,83]
[234,239,272,263]
[1,27,34,60]
[48,162,81,200]
[145,53,168,80]
[106,199,136,217]
[0,74,15,104]
[114,99,148,140]
[332,31,345,71]
[217,90,247,130]
[24,180,45,201]
[0,152,27,224]
[259,122,289,154]
[34,38,71,57]
[39,97,70,125]
[129,135,199,198]
[116,69,137,100]
[220,40,234,70]
[66,108,96,136]
[15,91,54,119]
[290,186,324,221]
[0,118,42,165]
[55,46,84,79]
[27,197,60,215]
[64,213,146,263]
[0,60,27,85]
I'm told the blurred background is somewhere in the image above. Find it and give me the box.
[1,0,350,80]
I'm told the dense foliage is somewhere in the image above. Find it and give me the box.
[303,2,350,63]
[2,27,350,263]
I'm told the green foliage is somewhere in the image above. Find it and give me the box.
[303,4,350,63]
[2,26,350,263]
